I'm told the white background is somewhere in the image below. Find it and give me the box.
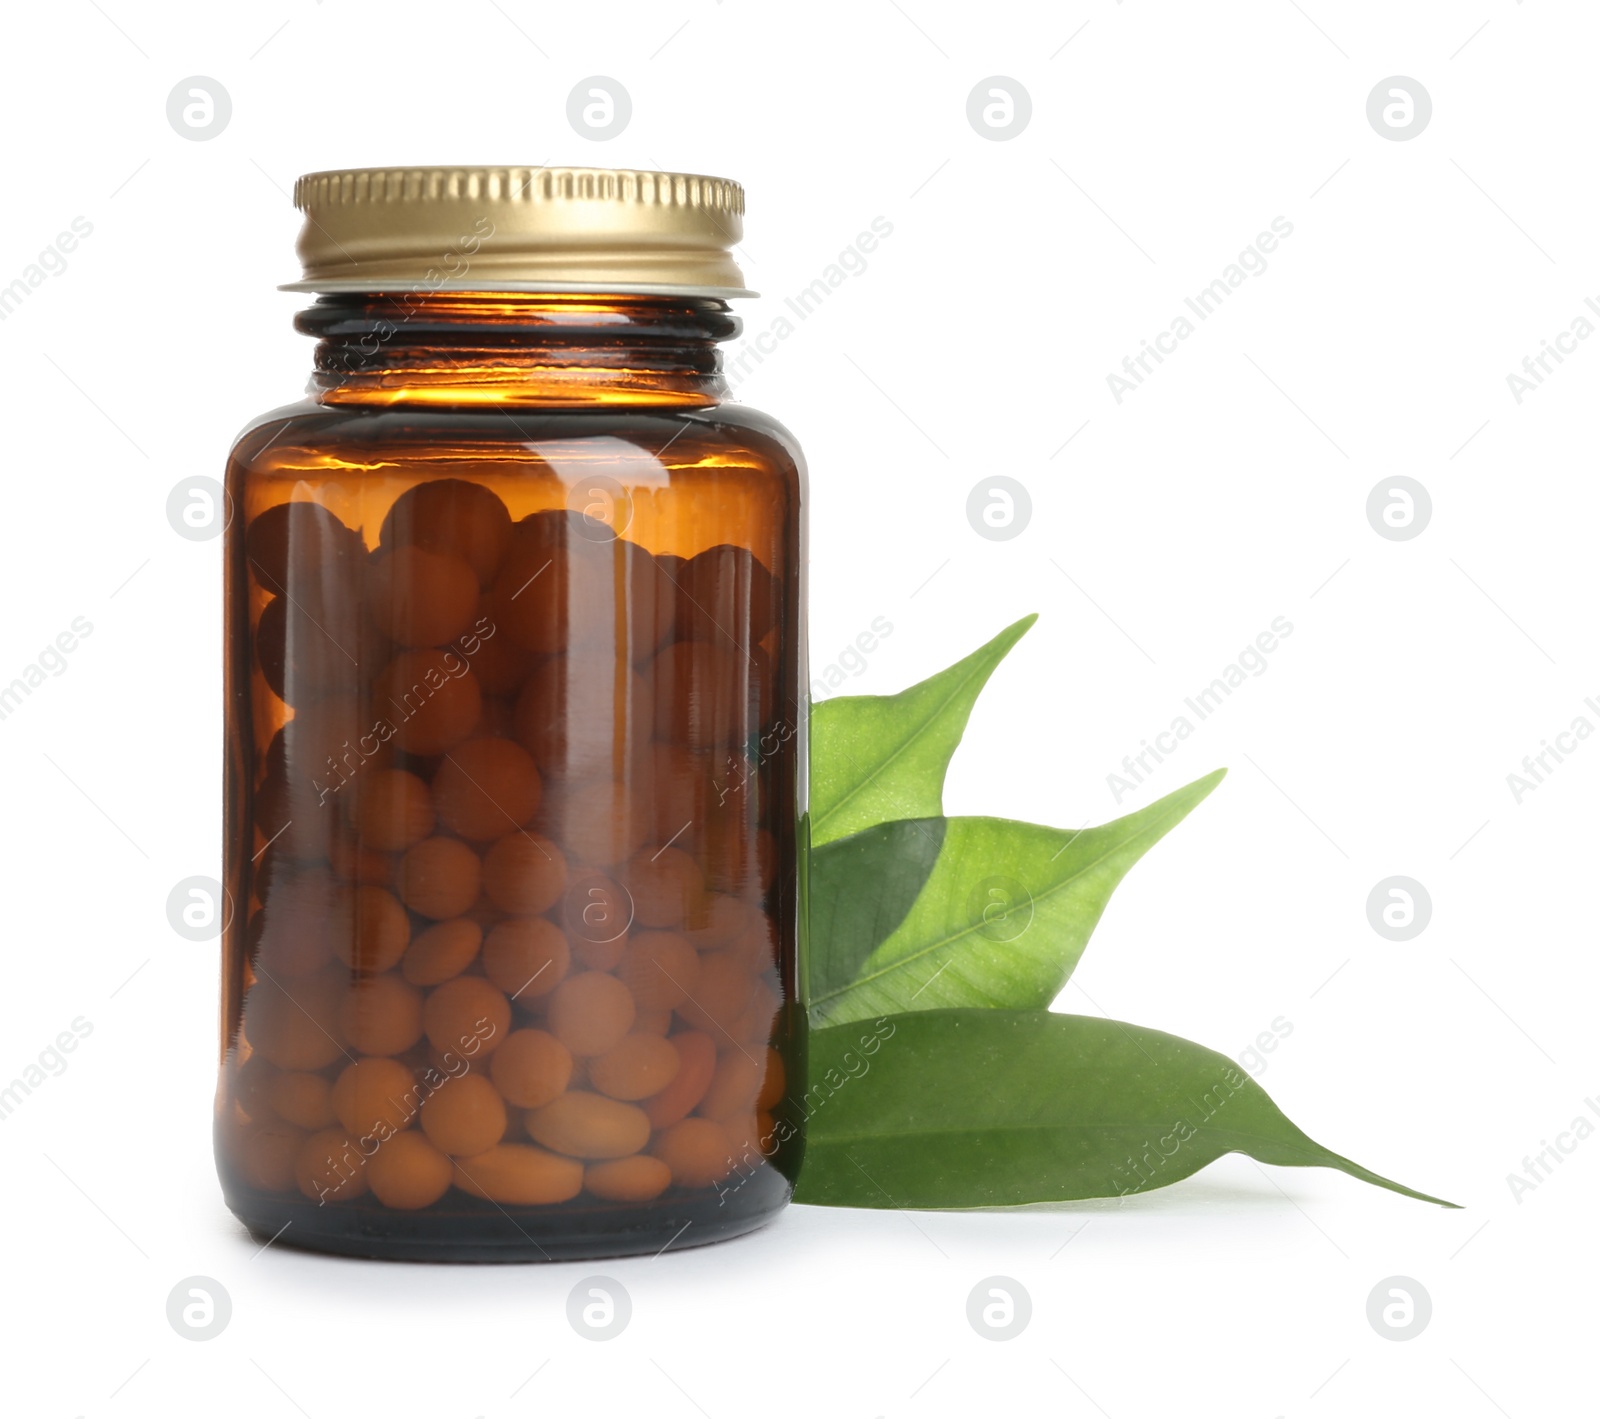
[0,1,1593,1415]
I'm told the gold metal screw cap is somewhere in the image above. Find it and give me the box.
[282,166,755,298]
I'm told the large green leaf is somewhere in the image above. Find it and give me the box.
[812,770,1225,1026]
[794,1010,1456,1208]
[809,614,1036,848]
[808,818,947,1006]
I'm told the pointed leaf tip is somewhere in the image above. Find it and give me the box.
[809,615,1039,847]
[795,1011,1458,1210]
[816,767,1228,1024]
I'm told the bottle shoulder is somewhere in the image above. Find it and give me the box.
[225,399,343,468]
[698,401,808,480]
[227,398,807,486]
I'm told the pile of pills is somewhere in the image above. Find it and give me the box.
[225,480,791,1211]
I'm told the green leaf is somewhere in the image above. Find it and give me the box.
[793,1010,1457,1209]
[813,770,1226,1026]
[807,818,947,1006]
[809,614,1036,848]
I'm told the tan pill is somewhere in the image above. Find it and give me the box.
[536,773,650,868]
[617,931,700,1011]
[703,820,777,899]
[480,921,569,998]
[641,1032,717,1129]
[433,737,543,841]
[249,868,339,978]
[488,535,561,656]
[257,585,389,703]
[513,652,653,782]
[420,1072,507,1156]
[571,932,627,973]
[674,951,755,1035]
[727,910,780,970]
[646,742,712,845]
[465,891,506,930]
[490,1029,573,1109]
[244,968,346,1072]
[584,1155,672,1203]
[423,976,511,1057]
[481,916,570,1000]
[232,1051,277,1122]
[652,1117,735,1188]
[332,1057,421,1139]
[589,1033,681,1102]
[461,611,535,696]
[491,527,615,656]
[724,1109,777,1166]
[398,836,483,920]
[246,500,362,598]
[622,846,706,928]
[328,821,394,886]
[632,1008,672,1037]
[255,693,388,861]
[698,1049,763,1123]
[651,639,757,751]
[367,544,479,649]
[548,971,635,1057]
[266,1071,338,1131]
[371,648,482,756]
[525,1090,651,1160]
[559,869,633,968]
[330,884,411,974]
[366,1129,454,1210]
[757,1047,786,1110]
[482,830,567,915]
[401,917,483,986]
[339,972,424,1056]
[730,977,783,1048]
[379,478,512,587]
[295,1127,369,1203]
[682,893,751,951]
[451,1143,583,1205]
[673,541,780,646]
[351,768,435,851]
[471,692,518,739]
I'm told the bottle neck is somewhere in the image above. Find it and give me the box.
[295,292,739,407]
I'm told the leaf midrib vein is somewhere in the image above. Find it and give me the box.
[811,654,1000,840]
[814,795,1199,1007]
[815,1121,1325,1160]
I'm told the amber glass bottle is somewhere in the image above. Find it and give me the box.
[218,169,806,1260]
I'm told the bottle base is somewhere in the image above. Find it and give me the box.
[226,1168,790,1263]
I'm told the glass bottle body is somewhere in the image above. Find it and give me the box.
[217,296,806,1260]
